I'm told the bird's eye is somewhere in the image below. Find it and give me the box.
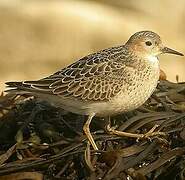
[145,41,152,46]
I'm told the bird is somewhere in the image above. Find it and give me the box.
[5,31,184,150]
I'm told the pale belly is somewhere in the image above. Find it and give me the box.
[89,81,158,116]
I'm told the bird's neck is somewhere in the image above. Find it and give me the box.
[128,53,160,72]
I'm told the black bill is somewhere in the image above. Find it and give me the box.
[162,47,184,56]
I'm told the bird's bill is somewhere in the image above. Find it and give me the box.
[162,47,184,56]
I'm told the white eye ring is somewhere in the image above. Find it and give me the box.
[145,41,152,46]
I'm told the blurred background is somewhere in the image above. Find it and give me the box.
[0,0,185,90]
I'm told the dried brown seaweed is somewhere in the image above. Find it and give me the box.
[0,80,185,179]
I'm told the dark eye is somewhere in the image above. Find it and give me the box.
[145,41,152,46]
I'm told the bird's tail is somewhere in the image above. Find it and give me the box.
[5,81,33,95]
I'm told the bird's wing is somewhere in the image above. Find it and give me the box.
[6,46,134,101]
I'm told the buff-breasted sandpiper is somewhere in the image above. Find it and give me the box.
[6,31,184,150]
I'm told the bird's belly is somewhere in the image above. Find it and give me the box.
[91,70,159,116]
[93,84,157,116]
[116,82,157,111]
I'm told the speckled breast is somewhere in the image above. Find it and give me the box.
[93,58,160,116]
[112,59,160,113]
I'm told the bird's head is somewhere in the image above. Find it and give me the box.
[125,31,184,58]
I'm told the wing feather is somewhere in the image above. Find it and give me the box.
[6,45,135,101]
